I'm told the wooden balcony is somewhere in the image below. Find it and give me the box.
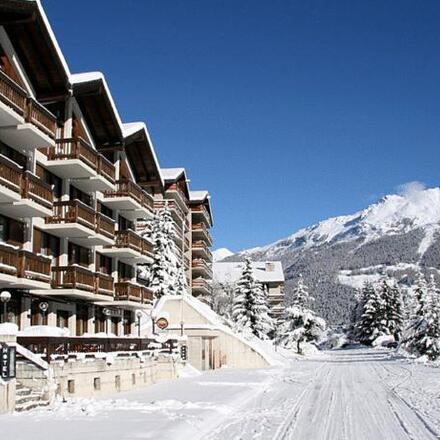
[103,180,154,220]
[25,98,57,140]
[192,258,212,277]
[192,222,212,245]
[52,265,96,292]
[0,155,53,218]
[192,240,212,260]
[166,183,189,212]
[0,69,26,121]
[192,277,212,295]
[191,204,212,227]
[0,244,51,286]
[44,200,114,246]
[114,281,153,304]
[0,70,57,148]
[99,229,153,264]
[95,272,114,297]
[41,138,115,191]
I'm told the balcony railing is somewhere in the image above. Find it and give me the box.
[0,154,22,194]
[95,213,115,239]
[0,69,27,116]
[192,258,212,276]
[52,265,96,292]
[18,250,51,282]
[113,229,153,258]
[0,244,51,282]
[17,336,178,363]
[104,180,153,211]
[192,222,213,245]
[191,204,211,226]
[0,70,57,139]
[192,277,212,293]
[95,272,114,296]
[42,138,115,183]
[154,199,188,226]
[114,281,153,303]
[46,200,115,237]
[22,171,53,208]
[25,98,57,139]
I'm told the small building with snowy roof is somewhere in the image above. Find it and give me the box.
[213,261,285,321]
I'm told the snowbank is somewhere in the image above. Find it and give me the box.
[372,335,396,348]
[0,323,18,336]
[18,326,70,337]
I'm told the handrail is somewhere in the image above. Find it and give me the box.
[26,98,57,139]
[0,69,27,116]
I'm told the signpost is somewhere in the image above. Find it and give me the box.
[0,344,16,380]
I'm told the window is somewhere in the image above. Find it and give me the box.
[98,202,113,219]
[96,253,112,275]
[34,228,60,260]
[0,215,24,246]
[70,185,92,207]
[118,262,133,281]
[36,164,62,198]
[0,140,26,168]
[68,243,91,267]
[118,215,133,231]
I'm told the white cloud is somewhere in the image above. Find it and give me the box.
[397,181,426,198]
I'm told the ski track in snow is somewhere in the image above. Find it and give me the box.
[1,348,439,440]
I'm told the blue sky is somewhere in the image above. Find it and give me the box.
[44,0,440,252]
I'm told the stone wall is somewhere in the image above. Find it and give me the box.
[16,354,177,400]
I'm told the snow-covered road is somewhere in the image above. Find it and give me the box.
[2,348,439,440]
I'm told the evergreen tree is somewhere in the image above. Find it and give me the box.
[381,279,404,341]
[137,205,185,298]
[276,276,326,353]
[355,281,387,344]
[404,275,440,360]
[231,258,274,339]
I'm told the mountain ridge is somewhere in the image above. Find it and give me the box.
[223,184,440,324]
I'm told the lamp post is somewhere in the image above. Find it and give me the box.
[38,302,49,325]
[135,310,142,337]
[0,291,11,323]
[103,308,111,334]
[151,309,157,335]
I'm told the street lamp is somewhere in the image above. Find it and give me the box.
[0,291,11,323]
[150,309,157,335]
[135,310,143,337]
[102,308,111,334]
[39,302,49,325]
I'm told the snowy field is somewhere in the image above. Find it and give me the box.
[2,347,440,440]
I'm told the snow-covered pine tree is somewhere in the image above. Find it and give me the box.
[355,281,387,344]
[276,276,325,354]
[404,274,440,360]
[137,205,184,298]
[231,258,255,333]
[230,258,274,339]
[252,281,275,340]
[380,278,404,341]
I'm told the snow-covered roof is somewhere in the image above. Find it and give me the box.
[161,167,187,182]
[213,261,285,284]
[123,122,164,187]
[35,0,71,77]
[189,190,210,202]
[70,71,124,133]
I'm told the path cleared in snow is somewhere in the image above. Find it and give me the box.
[1,348,439,440]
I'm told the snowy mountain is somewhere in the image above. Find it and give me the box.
[213,248,234,262]
[225,184,440,324]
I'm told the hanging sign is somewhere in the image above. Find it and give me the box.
[0,344,16,379]
[156,317,169,330]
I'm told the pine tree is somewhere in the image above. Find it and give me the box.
[137,205,185,298]
[231,258,254,333]
[380,278,404,341]
[404,274,440,360]
[252,281,275,340]
[231,258,274,339]
[355,281,387,344]
[276,276,326,354]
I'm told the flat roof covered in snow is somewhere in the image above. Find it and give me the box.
[213,261,285,284]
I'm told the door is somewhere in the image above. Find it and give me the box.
[76,305,88,336]
[56,310,69,329]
